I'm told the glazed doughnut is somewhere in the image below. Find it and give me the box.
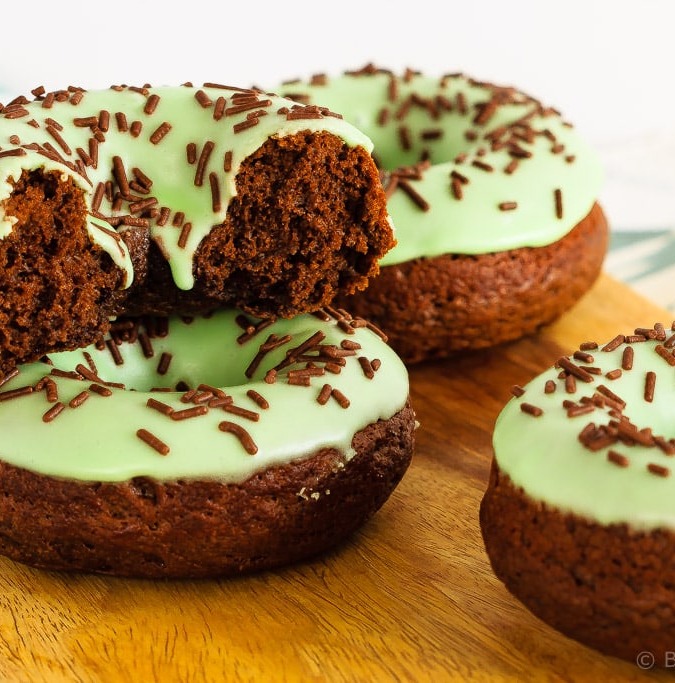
[277,65,608,363]
[0,307,413,578]
[0,83,393,373]
[480,322,675,664]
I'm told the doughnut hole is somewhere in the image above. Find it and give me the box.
[0,169,123,373]
[193,131,393,318]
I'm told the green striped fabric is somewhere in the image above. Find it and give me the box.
[605,231,675,313]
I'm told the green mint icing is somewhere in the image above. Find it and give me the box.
[493,333,675,530]
[0,310,409,483]
[276,69,603,265]
[0,86,374,289]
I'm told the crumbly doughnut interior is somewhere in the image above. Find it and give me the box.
[0,169,121,373]
[0,131,393,371]
[118,131,393,318]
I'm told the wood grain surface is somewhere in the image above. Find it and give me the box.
[0,273,673,682]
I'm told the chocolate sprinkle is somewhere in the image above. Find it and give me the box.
[146,398,174,416]
[520,403,543,417]
[156,352,172,375]
[397,179,430,211]
[136,428,170,455]
[471,159,493,173]
[565,374,577,394]
[573,350,594,363]
[0,368,19,388]
[607,450,630,468]
[89,384,112,397]
[138,332,154,358]
[246,389,269,410]
[218,421,258,455]
[596,384,626,409]
[144,94,160,115]
[149,121,172,144]
[557,356,594,383]
[647,463,670,478]
[209,171,221,212]
[194,141,214,186]
[186,142,197,164]
[504,159,519,175]
[223,150,233,172]
[331,388,350,409]
[0,385,34,402]
[42,402,65,423]
[566,403,595,418]
[171,406,209,421]
[0,148,27,159]
[655,345,675,366]
[554,188,563,219]
[69,391,90,408]
[178,222,192,249]
[601,335,625,352]
[317,383,332,405]
[42,378,58,403]
[222,404,260,422]
[358,357,375,379]
[644,371,656,403]
[635,327,658,340]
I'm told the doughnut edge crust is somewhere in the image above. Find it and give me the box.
[480,464,675,665]
[0,402,414,579]
[335,202,608,363]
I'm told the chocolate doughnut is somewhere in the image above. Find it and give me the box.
[0,307,414,578]
[481,322,675,664]
[277,65,608,363]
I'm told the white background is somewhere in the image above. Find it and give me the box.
[1,0,674,231]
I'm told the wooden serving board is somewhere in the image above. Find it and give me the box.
[0,273,672,682]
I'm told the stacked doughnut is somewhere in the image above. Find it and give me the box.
[277,65,608,363]
[0,83,414,578]
[0,83,394,374]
